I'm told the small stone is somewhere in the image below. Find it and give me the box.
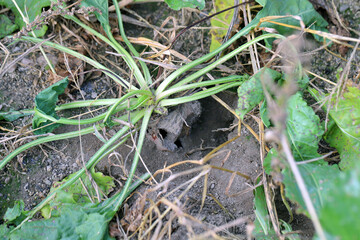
[4,177,10,184]
[59,164,66,170]
[47,166,52,172]
[44,179,51,185]
[72,162,78,168]
[91,92,97,98]
[210,183,215,189]
[339,4,349,12]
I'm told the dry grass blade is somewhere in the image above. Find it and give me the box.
[0,41,10,74]
[257,15,360,46]
[0,37,53,77]
[255,115,281,239]
[296,151,337,165]
[114,36,190,61]
[190,217,249,240]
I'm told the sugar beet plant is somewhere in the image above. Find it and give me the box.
[0,0,286,238]
[1,0,359,239]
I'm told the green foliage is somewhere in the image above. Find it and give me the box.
[282,163,339,216]
[326,87,360,139]
[309,86,360,170]
[0,15,18,38]
[255,0,266,6]
[286,92,324,161]
[251,0,329,44]
[263,148,279,175]
[81,0,110,35]
[41,169,115,218]
[253,185,276,238]
[2,174,148,239]
[0,109,33,122]
[3,201,28,226]
[0,0,51,37]
[7,204,114,240]
[319,165,360,239]
[237,68,281,119]
[32,77,69,134]
[260,100,271,127]
[253,184,300,239]
[280,220,300,240]
[325,123,360,170]
[209,0,234,52]
[210,0,328,51]
[0,0,340,239]
[0,224,12,238]
[164,0,205,11]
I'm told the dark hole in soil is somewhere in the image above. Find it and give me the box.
[174,139,183,148]
[186,93,235,148]
[274,187,315,238]
[158,128,168,139]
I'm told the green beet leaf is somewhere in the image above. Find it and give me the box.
[164,0,205,10]
[325,123,360,170]
[237,68,281,119]
[0,0,51,37]
[81,0,110,35]
[9,204,114,240]
[0,109,33,122]
[263,148,280,175]
[282,163,339,217]
[286,92,324,161]
[252,185,276,238]
[208,0,328,52]
[326,87,360,139]
[3,200,28,226]
[6,174,149,239]
[309,86,360,170]
[32,77,68,134]
[41,169,115,218]
[260,100,271,127]
[0,15,18,38]
[251,0,329,44]
[280,220,300,240]
[255,0,266,6]
[252,181,300,239]
[0,224,12,238]
[319,164,360,240]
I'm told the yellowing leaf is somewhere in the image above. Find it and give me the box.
[209,0,234,52]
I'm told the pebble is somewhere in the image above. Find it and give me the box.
[4,177,10,184]
[91,92,97,98]
[339,4,349,12]
[44,179,51,186]
[47,166,52,172]
[59,164,66,170]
